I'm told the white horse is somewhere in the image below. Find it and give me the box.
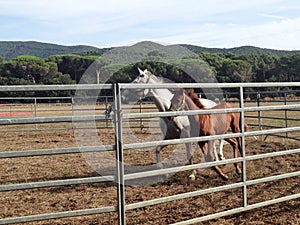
[121,68,224,179]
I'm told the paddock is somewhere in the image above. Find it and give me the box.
[0,83,299,225]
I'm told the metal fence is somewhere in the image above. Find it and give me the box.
[2,89,298,135]
[136,88,300,140]
[0,82,300,225]
[0,95,114,131]
[0,96,151,131]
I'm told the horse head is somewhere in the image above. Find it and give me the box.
[135,67,151,83]
[170,89,187,111]
[121,67,154,102]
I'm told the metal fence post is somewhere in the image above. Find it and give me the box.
[113,83,126,225]
[284,91,288,138]
[105,96,109,128]
[139,97,144,130]
[239,87,247,208]
[257,92,263,141]
[34,98,38,130]
[225,91,228,102]
[71,97,74,117]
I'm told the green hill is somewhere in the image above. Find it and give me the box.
[0,41,100,60]
[95,41,194,64]
[180,44,300,57]
[1,40,300,61]
[84,41,300,59]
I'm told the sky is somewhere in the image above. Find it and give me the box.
[0,0,300,50]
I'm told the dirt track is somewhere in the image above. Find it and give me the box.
[0,126,299,225]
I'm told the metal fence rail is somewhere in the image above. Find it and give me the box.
[119,82,300,225]
[0,83,299,225]
[1,86,298,133]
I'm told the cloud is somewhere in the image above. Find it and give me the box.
[258,13,288,20]
[157,17,300,50]
[0,0,299,49]
[0,0,285,22]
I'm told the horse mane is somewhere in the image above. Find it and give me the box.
[184,88,206,109]
[145,71,163,83]
[184,89,249,132]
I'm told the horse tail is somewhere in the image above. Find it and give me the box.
[239,115,248,132]
[232,111,248,133]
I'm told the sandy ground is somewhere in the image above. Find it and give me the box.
[0,122,299,225]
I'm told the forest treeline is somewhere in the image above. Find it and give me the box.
[0,51,299,97]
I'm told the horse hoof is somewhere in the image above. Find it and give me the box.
[157,162,163,169]
[189,174,196,180]
[236,168,242,175]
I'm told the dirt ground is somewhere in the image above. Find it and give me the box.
[0,123,299,225]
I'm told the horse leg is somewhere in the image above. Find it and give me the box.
[218,139,226,160]
[199,141,229,180]
[180,128,196,180]
[214,139,225,161]
[185,142,197,180]
[225,138,242,175]
[230,121,244,160]
[156,144,167,169]
[213,142,219,161]
[237,136,243,157]
[156,118,169,169]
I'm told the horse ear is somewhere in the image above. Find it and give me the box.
[137,67,143,74]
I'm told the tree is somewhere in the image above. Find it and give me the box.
[276,53,300,82]
[241,54,278,82]
[47,55,107,83]
[1,56,48,84]
[0,55,73,85]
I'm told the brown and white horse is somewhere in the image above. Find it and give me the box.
[170,89,247,180]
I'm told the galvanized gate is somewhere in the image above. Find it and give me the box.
[0,82,299,225]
